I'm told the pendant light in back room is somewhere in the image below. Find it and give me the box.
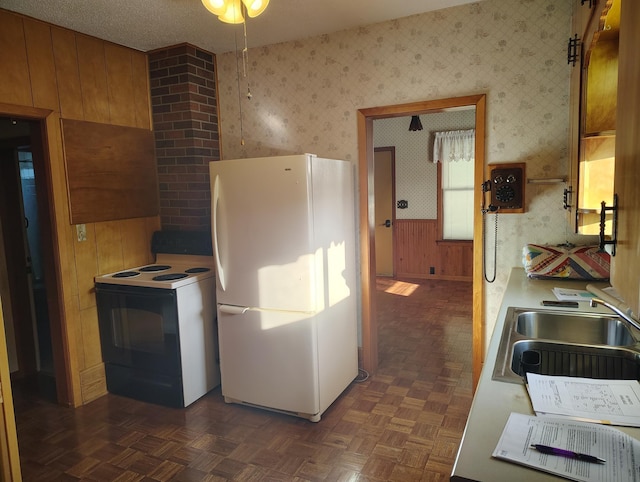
[409,115,423,131]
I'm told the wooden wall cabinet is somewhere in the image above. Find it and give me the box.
[61,119,159,224]
[568,0,619,235]
[610,0,640,318]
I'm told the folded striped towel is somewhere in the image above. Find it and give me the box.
[523,244,610,280]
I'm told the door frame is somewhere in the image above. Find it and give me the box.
[0,297,21,481]
[0,103,73,405]
[357,94,486,388]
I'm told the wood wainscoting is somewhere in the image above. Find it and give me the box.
[395,219,472,281]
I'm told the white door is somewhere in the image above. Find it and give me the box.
[217,307,319,415]
[211,155,316,311]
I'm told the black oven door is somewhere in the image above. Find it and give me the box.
[96,283,181,375]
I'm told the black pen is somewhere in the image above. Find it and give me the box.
[531,444,606,464]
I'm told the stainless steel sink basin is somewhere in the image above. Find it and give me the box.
[516,311,635,346]
[510,340,640,380]
[492,307,640,384]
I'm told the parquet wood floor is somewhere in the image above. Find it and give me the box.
[13,278,472,481]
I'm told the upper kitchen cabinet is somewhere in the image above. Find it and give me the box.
[568,0,619,235]
[61,119,159,224]
[610,0,640,318]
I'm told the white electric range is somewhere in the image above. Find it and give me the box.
[94,231,220,408]
[95,253,215,289]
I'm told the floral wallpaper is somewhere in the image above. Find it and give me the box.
[216,0,597,349]
[373,111,476,220]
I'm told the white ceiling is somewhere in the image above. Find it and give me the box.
[2,0,481,54]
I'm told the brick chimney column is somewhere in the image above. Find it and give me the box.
[148,44,220,231]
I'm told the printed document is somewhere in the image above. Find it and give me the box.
[526,373,640,427]
[493,412,640,482]
[553,287,595,302]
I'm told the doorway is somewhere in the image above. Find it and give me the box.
[0,116,56,400]
[357,94,486,387]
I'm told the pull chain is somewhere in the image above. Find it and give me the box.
[234,26,245,145]
[234,6,253,146]
[242,12,252,101]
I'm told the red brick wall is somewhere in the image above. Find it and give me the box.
[148,44,220,231]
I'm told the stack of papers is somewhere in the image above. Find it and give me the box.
[525,373,640,427]
[494,375,640,480]
[493,412,640,482]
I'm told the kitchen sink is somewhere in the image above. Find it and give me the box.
[492,307,640,384]
[510,340,640,380]
[516,310,635,346]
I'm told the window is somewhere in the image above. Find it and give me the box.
[441,159,474,239]
[434,129,475,240]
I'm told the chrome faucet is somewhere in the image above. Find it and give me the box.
[590,298,640,332]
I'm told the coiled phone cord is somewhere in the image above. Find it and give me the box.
[483,209,498,283]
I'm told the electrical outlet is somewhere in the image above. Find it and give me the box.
[76,224,87,242]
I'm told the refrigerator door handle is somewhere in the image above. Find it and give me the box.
[218,304,250,315]
[212,175,226,291]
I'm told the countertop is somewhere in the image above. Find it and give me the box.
[451,268,640,481]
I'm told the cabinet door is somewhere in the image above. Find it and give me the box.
[568,0,602,233]
[570,0,619,235]
[611,0,640,316]
[568,0,593,171]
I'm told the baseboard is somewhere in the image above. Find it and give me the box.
[395,273,472,282]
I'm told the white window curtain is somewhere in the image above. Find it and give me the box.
[433,129,475,164]
[434,129,475,240]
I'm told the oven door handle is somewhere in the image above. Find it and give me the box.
[212,174,226,291]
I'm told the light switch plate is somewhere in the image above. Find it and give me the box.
[76,224,86,242]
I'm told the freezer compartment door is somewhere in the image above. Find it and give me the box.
[217,305,320,416]
[210,155,317,312]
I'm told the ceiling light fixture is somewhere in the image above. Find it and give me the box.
[409,115,423,131]
[202,0,268,146]
[201,0,269,24]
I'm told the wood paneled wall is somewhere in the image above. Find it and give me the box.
[395,219,472,281]
[0,9,160,406]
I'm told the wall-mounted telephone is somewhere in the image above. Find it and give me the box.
[481,163,526,283]
[483,163,526,213]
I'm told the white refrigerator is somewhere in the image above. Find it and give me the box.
[209,154,358,422]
